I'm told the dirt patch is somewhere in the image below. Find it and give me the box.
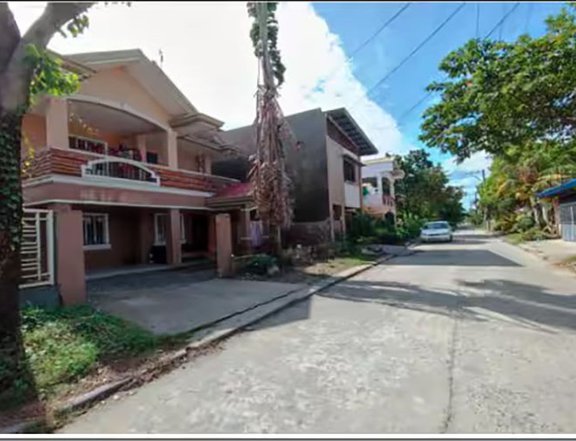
[239,256,376,285]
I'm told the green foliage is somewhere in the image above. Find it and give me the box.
[244,253,278,275]
[515,214,535,233]
[1,305,157,406]
[347,212,423,246]
[421,4,576,236]
[395,149,465,226]
[25,45,80,107]
[247,2,286,87]
[421,4,576,160]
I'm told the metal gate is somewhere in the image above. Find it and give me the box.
[20,208,55,288]
[559,202,576,242]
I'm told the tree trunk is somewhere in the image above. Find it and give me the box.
[0,110,34,405]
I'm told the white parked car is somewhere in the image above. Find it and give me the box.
[420,221,453,243]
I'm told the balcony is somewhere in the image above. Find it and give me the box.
[363,192,396,216]
[25,146,235,194]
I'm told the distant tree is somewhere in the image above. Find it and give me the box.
[395,149,465,226]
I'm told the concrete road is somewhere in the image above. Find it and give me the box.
[62,231,576,434]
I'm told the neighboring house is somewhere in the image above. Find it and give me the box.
[20,49,253,304]
[361,156,405,221]
[537,178,576,242]
[212,108,378,244]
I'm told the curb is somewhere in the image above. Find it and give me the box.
[2,252,402,434]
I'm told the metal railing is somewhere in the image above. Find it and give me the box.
[20,208,54,288]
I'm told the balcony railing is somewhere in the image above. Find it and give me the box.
[26,146,236,194]
[382,194,395,207]
[82,158,160,185]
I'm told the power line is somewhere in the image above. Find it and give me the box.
[318,3,411,89]
[476,2,480,38]
[360,2,466,105]
[524,2,534,33]
[398,90,434,124]
[498,3,506,40]
[396,1,520,125]
[487,2,520,39]
[349,3,411,61]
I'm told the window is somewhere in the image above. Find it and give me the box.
[146,152,159,164]
[343,157,356,183]
[154,213,186,245]
[69,135,107,155]
[83,213,110,250]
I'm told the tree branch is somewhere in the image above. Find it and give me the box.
[21,2,95,49]
[0,3,21,71]
[0,2,95,112]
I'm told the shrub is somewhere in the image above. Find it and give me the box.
[520,227,548,242]
[515,214,535,233]
[244,254,278,275]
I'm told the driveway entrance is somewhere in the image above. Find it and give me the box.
[88,269,304,335]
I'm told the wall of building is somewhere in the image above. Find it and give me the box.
[282,109,330,223]
[21,114,46,152]
[82,207,141,270]
[78,67,171,125]
[215,108,331,224]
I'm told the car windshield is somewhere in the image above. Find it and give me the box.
[424,222,449,230]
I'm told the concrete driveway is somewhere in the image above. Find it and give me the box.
[66,231,576,433]
[88,270,304,335]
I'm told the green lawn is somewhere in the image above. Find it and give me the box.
[1,305,158,410]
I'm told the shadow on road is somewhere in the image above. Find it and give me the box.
[389,249,522,267]
[318,278,576,334]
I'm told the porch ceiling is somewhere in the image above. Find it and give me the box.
[68,100,159,135]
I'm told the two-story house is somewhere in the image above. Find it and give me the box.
[361,156,405,222]
[213,108,378,244]
[21,49,249,304]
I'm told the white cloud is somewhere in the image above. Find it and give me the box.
[9,1,410,155]
[443,151,492,176]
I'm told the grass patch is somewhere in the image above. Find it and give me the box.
[1,305,158,410]
[506,233,525,245]
[561,255,576,265]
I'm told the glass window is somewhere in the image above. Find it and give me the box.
[343,158,356,183]
[154,213,186,245]
[83,213,110,248]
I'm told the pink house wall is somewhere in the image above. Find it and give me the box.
[82,207,141,271]
[24,182,208,208]
[78,67,171,124]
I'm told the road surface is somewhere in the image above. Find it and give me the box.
[62,230,576,434]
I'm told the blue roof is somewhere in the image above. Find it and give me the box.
[537,178,576,198]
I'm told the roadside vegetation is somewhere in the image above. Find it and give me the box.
[421,4,576,241]
[1,306,158,413]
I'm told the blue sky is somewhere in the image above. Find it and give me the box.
[314,1,567,206]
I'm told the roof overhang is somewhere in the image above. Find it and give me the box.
[325,108,378,156]
[48,50,96,79]
[537,178,576,199]
[65,49,198,118]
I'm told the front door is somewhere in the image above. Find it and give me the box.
[190,214,209,251]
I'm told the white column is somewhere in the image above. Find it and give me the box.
[45,98,69,148]
[377,172,383,195]
[166,130,178,168]
[136,134,147,162]
[389,177,395,199]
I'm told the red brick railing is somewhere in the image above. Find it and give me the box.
[25,147,236,193]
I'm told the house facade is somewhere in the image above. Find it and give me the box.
[361,156,405,221]
[213,108,378,244]
[21,49,252,304]
[537,178,576,242]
